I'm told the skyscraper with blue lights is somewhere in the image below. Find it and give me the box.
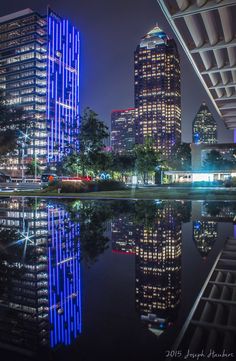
[0,8,80,174]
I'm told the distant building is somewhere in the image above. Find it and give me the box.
[164,143,236,183]
[191,143,236,171]
[193,103,217,144]
[0,8,80,175]
[111,108,135,153]
[193,220,217,259]
[134,25,181,158]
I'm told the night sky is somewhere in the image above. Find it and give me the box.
[0,0,233,143]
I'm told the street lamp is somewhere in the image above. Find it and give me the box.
[19,130,30,183]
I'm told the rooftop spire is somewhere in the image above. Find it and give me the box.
[140,24,169,48]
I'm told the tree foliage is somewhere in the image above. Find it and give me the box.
[134,137,161,183]
[0,90,25,158]
[61,108,110,176]
[110,152,136,180]
[170,143,191,170]
[25,160,42,176]
[204,150,223,170]
[79,107,109,153]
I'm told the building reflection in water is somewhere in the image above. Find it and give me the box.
[193,220,217,259]
[0,198,81,357]
[112,201,189,337]
[2,198,231,357]
[201,201,236,222]
[111,216,136,255]
[135,203,183,337]
[47,203,81,347]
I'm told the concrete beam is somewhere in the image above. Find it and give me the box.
[209,82,236,89]
[219,104,236,110]
[191,38,236,54]
[201,64,236,75]
[156,0,221,118]
[171,0,236,19]
[215,95,236,101]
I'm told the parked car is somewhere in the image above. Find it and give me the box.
[0,172,11,182]
[41,173,58,183]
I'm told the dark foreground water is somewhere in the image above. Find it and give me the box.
[0,197,235,361]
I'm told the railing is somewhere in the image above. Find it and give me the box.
[11,178,42,183]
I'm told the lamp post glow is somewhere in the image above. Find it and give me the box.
[20,130,30,183]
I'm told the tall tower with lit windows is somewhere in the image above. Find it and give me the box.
[0,8,80,174]
[134,25,181,158]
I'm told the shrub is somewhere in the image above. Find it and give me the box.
[224,177,236,188]
[93,180,126,191]
[60,180,126,193]
[60,181,88,193]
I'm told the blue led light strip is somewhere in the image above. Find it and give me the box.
[47,9,80,163]
[48,204,81,348]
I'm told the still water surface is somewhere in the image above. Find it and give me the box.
[0,197,235,361]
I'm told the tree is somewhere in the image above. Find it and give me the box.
[134,137,161,183]
[110,152,136,180]
[79,107,109,154]
[58,151,83,176]
[62,107,110,176]
[25,160,42,176]
[170,143,191,170]
[88,151,112,176]
[203,150,224,170]
[64,200,112,264]
[0,90,25,159]
[58,108,110,177]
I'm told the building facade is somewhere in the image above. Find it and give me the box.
[0,198,82,356]
[110,108,135,153]
[134,25,181,158]
[192,103,217,144]
[191,143,236,171]
[0,8,80,175]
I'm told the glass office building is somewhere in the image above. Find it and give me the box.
[192,102,217,144]
[134,25,181,158]
[111,108,135,153]
[0,8,80,174]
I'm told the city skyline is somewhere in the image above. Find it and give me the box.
[0,1,236,359]
[0,0,233,144]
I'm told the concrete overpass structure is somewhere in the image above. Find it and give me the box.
[157,0,236,140]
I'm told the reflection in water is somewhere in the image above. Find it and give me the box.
[0,198,81,357]
[0,198,234,360]
[193,221,217,259]
[135,202,183,337]
[111,216,136,255]
[202,201,236,221]
[47,203,81,347]
[111,201,191,337]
